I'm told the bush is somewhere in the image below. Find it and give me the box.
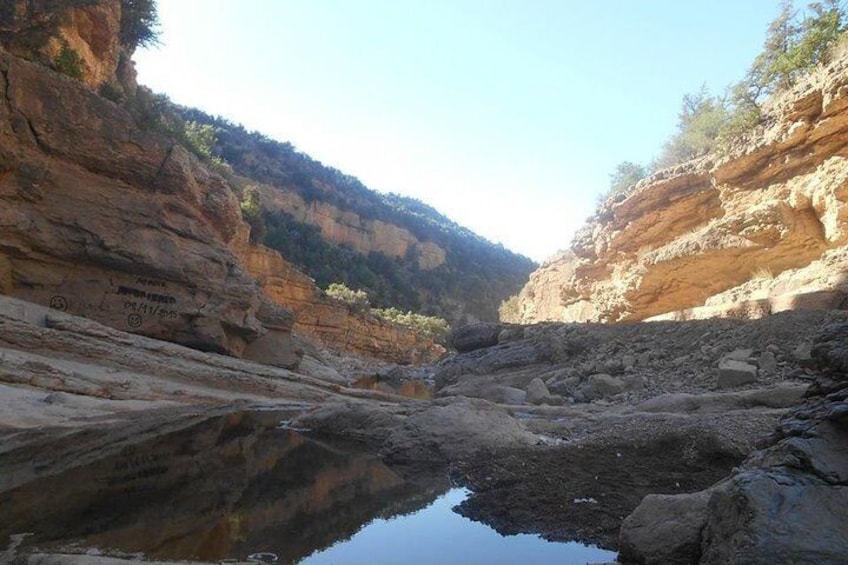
[183,121,218,160]
[240,186,266,243]
[54,43,83,79]
[498,294,521,323]
[607,161,647,200]
[325,283,371,313]
[371,307,450,341]
[120,0,159,50]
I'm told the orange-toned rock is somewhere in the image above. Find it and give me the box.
[0,0,127,91]
[259,187,446,270]
[514,54,848,324]
[243,245,445,364]
[0,47,293,358]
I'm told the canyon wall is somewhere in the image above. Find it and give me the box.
[260,186,447,271]
[0,45,299,361]
[514,54,848,324]
[0,1,447,366]
[243,246,444,364]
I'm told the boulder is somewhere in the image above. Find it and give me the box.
[438,380,527,405]
[700,474,848,565]
[619,490,712,565]
[293,401,403,445]
[381,398,534,464]
[717,359,758,388]
[448,323,502,353]
[525,377,554,405]
[434,339,552,389]
[810,322,848,375]
[587,373,626,396]
[757,350,778,377]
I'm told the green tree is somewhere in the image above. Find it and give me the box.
[239,186,266,243]
[120,0,160,50]
[607,161,647,199]
[183,121,218,159]
[736,0,847,105]
[655,87,729,168]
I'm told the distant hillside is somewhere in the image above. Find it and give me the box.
[174,107,536,324]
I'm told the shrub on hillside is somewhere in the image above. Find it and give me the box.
[371,307,450,341]
[325,283,371,313]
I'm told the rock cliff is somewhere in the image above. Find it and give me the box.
[0,45,302,360]
[0,1,450,366]
[0,0,135,95]
[513,53,848,324]
[259,186,447,271]
[243,245,444,364]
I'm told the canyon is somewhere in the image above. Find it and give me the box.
[0,2,846,565]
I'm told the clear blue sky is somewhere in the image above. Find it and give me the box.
[134,1,780,262]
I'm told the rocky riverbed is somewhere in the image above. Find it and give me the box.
[1,295,846,564]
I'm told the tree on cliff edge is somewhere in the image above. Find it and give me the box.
[120,0,159,51]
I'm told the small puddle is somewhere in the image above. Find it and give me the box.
[0,410,615,564]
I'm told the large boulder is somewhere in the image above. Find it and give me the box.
[810,322,848,375]
[525,377,556,405]
[434,339,552,389]
[716,359,758,388]
[619,491,712,565]
[448,323,502,353]
[700,473,848,565]
[619,321,848,565]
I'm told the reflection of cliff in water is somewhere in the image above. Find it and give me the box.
[0,411,447,563]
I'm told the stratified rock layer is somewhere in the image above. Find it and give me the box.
[0,47,292,357]
[243,245,444,364]
[515,54,848,325]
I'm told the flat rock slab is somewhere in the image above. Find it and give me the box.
[717,359,758,388]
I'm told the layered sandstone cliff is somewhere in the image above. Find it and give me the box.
[0,45,300,361]
[514,54,848,324]
[0,1,447,366]
[243,245,444,364]
[260,186,447,271]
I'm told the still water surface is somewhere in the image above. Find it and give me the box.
[0,410,615,564]
[300,487,616,565]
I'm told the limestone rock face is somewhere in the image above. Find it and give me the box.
[0,0,128,92]
[243,245,444,364]
[260,187,447,270]
[515,53,848,324]
[0,48,291,357]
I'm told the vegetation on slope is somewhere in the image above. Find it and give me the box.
[326,283,450,342]
[167,107,536,324]
[605,0,848,200]
[117,78,534,324]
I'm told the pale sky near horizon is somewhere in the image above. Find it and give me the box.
[134,1,780,262]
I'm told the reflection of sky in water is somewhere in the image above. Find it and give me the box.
[298,488,617,565]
